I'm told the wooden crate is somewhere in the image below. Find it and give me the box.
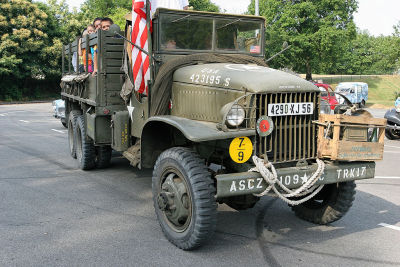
[317,113,386,161]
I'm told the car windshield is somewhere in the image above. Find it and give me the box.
[159,13,263,55]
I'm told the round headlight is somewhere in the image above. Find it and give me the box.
[226,104,245,126]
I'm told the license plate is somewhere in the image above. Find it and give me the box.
[268,102,314,116]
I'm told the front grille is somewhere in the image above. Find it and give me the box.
[255,92,319,163]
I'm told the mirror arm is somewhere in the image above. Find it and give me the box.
[114,31,160,63]
[265,45,291,63]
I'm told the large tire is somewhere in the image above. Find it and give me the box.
[75,115,96,170]
[291,181,356,225]
[152,147,217,250]
[67,110,82,158]
[95,145,112,168]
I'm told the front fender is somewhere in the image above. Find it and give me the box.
[139,116,255,168]
[145,115,255,142]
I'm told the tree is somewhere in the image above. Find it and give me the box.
[340,28,400,75]
[248,0,358,80]
[44,0,89,43]
[339,30,374,74]
[189,0,219,12]
[0,0,64,100]
[392,21,400,72]
[80,0,131,20]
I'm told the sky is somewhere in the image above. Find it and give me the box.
[53,0,400,36]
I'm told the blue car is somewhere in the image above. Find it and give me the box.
[335,82,368,108]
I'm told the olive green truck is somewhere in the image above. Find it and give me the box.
[61,8,385,250]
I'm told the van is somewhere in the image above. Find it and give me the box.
[335,82,368,107]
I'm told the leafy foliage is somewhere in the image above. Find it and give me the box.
[248,0,358,80]
[1,0,399,101]
[0,0,63,100]
[189,0,219,12]
[80,0,130,29]
[339,29,400,75]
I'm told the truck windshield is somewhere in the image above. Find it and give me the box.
[159,13,263,55]
[216,18,262,54]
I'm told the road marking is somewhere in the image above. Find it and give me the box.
[383,151,400,154]
[385,145,400,149]
[19,120,29,123]
[375,176,400,179]
[378,223,400,232]
[51,129,66,134]
[0,114,5,117]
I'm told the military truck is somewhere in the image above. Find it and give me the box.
[60,7,385,250]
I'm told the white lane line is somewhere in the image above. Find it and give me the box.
[19,120,29,123]
[0,114,5,117]
[51,129,66,134]
[383,151,400,154]
[385,145,400,149]
[375,176,400,179]
[378,223,400,232]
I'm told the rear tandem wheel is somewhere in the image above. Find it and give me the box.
[75,115,96,170]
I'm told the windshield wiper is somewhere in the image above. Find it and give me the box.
[217,18,241,30]
[171,15,191,23]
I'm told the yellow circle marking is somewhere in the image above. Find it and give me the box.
[229,137,253,163]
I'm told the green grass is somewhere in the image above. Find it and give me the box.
[302,74,400,108]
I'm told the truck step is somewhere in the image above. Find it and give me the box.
[123,140,141,168]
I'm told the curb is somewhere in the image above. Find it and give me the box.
[0,100,53,105]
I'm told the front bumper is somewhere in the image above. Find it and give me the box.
[215,161,375,198]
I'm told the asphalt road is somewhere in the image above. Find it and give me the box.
[0,103,399,267]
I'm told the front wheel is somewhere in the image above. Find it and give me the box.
[152,147,217,250]
[291,181,356,224]
[385,124,400,140]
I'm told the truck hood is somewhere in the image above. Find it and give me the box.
[173,63,318,93]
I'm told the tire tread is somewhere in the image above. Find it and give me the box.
[152,147,217,250]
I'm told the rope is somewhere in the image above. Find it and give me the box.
[249,156,326,206]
